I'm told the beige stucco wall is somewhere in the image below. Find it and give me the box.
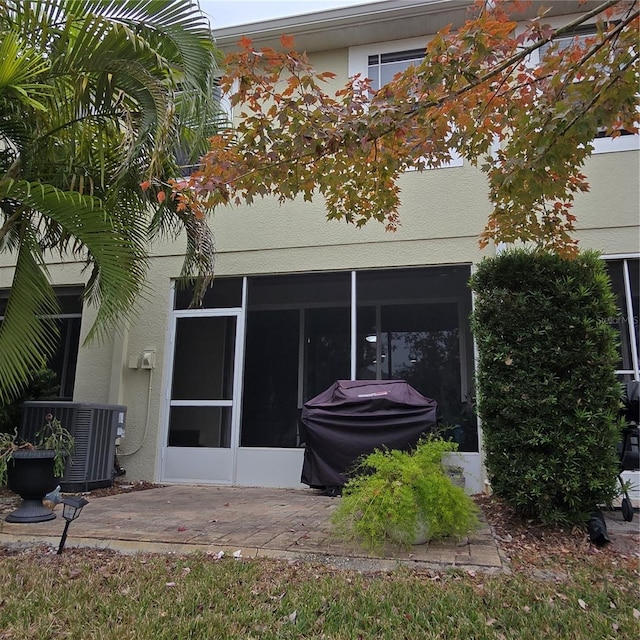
[1,152,638,484]
[111,160,497,480]
[106,254,180,481]
[114,147,637,481]
[211,163,493,275]
[572,150,640,252]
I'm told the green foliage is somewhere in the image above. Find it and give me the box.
[470,249,621,526]
[0,0,222,402]
[331,437,479,553]
[0,367,59,434]
[0,414,74,486]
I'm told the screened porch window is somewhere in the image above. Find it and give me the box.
[241,266,477,452]
[241,272,351,448]
[606,258,639,382]
[172,267,478,453]
[356,266,477,451]
[168,314,237,448]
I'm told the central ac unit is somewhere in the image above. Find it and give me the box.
[20,401,126,492]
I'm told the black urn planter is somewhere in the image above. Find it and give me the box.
[5,450,63,523]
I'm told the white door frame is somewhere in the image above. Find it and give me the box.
[159,280,246,484]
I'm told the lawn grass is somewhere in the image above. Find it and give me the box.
[0,548,637,639]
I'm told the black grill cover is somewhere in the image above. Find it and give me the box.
[300,379,438,488]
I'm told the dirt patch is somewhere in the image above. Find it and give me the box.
[78,480,164,498]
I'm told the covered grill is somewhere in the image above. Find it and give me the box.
[301,379,437,491]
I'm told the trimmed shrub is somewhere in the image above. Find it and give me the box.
[470,249,621,526]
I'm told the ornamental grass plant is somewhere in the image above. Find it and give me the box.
[331,437,479,553]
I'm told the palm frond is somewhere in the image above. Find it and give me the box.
[0,0,223,393]
[0,179,148,342]
[0,29,51,108]
[0,224,59,403]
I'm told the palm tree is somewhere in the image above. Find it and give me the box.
[0,0,221,402]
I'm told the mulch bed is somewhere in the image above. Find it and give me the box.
[77,480,163,498]
[476,494,639,578]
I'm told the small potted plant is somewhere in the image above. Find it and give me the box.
[331,436,479,554]
[1,413,74,523]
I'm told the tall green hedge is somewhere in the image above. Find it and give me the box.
[470,250,621,525]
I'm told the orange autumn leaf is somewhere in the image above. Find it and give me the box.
[280,34,295,49]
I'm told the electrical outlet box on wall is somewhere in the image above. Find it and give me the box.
[141,350,156,369]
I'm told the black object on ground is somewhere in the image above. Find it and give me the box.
[588,511,610,547]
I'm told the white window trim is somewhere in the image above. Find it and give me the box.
[220,77,235,124]
[591,134,639,154]
[602,254,640,381]
[349,36,463,170]
[524,20,639,156]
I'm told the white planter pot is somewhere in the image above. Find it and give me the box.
[387,514,431,545]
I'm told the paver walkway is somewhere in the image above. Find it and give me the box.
[0,485,505,571]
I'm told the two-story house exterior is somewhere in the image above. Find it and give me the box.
[1,0,637,493]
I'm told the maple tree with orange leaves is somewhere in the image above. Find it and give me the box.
[162,0,638,256]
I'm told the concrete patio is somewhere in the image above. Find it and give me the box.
[0,485,507,572]
[2,485,638,573]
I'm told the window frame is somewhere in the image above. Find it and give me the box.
[348,37,464,170]
[526,22,639,155]
[603,254,640,381]
[242,266,477,450]
[0,285,83,400]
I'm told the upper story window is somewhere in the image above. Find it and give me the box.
[532,25,639,155]
[175,77,231,176]
[350,37,463,169]
[538,25,599,58]
[367,48,425,92]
